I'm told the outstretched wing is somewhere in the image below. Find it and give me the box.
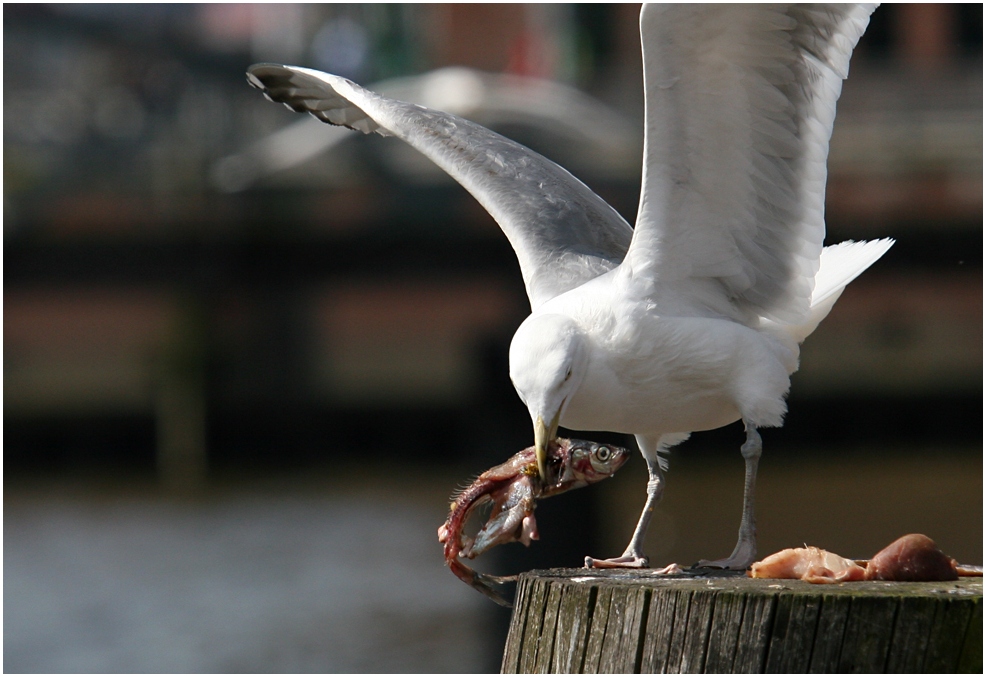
[626,4,876,324]
[247,64,634,310]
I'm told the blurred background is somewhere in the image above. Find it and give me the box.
[4,3,982,673]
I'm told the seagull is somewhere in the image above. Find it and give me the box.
[247,3,891,570]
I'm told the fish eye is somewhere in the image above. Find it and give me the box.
[595,446,611,462]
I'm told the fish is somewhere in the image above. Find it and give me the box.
[438,438,629,606]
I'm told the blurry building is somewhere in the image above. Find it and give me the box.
[5,3,980,482]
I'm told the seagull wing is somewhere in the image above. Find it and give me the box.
[626,4,877,324]
[247,64,634,310]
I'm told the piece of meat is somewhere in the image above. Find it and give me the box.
[864,533,958,582]
[749,546,866,583]
[750,533,977,584]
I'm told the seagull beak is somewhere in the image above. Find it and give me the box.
[534,411,560,481]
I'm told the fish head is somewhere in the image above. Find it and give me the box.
[540,438,630,497]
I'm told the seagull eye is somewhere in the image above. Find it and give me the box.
[564,367,572,381]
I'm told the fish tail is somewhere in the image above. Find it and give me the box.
[448,558,514,608]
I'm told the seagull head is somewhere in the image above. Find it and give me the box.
[509,314,589,481]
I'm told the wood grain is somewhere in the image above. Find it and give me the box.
[501,570,982,674]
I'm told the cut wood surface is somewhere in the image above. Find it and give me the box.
[501,568,982,673]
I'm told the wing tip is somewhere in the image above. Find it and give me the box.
[245,63,389,136]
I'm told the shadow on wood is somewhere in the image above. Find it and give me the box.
[501,569,982,673]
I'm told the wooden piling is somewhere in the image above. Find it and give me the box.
[501,569,982,673]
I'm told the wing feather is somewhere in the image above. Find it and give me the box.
[627,4,877,324]
[247,64,634,309]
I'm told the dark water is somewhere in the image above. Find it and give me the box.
[4,478,499,673]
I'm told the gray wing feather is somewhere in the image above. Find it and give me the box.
[247,64,633,309]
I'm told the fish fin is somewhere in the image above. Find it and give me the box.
[448,475,481,503]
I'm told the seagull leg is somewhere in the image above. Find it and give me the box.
[585,441,665,569]
[697,423,761,570]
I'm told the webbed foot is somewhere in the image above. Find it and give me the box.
[694,557,751,570]
[584,556,683,574]
[585,554,650,569]
[694,537,757,570]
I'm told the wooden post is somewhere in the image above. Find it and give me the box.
[501,569,982,673]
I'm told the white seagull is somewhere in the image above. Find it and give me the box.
[247,4,892,570]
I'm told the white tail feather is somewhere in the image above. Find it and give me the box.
[786,238,894,344]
